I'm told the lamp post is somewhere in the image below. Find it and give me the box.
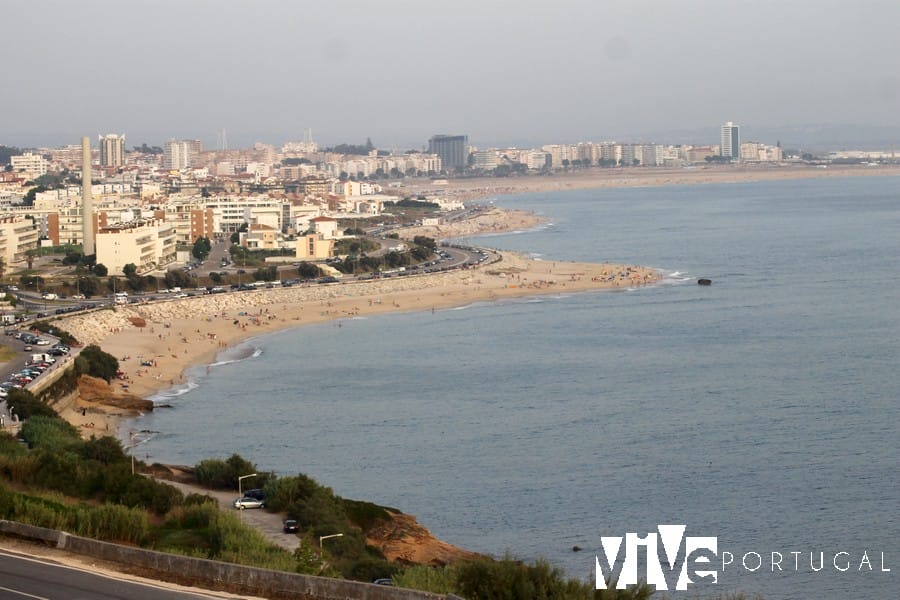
[319,533,344,550]
[129,431,136,475]
[238,473,257,498]
[237,473,257,524]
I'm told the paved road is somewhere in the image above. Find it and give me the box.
[0,548,248,599]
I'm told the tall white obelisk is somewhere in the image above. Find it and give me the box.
[81,136,95,256]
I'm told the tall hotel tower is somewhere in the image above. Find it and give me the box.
[720,122,740,160]
[428,134,469,171]
[81,136,95,256]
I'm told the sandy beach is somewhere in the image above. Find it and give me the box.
[56,250,658,433]
[401,162,900,202]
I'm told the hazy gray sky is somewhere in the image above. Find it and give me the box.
[3,0,899,150]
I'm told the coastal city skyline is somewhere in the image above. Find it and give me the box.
[3,1,899,150]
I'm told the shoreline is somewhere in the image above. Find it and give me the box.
[56,250,660,435]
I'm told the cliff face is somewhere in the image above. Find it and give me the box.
[77,375,154,412]
[366,511,480,566]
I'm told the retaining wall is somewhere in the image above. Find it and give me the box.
[0,520,448,600]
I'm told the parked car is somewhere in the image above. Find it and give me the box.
[233,497,265,509]
[283,519,299,533]
[35,338,51,346]
[243,488,266,501]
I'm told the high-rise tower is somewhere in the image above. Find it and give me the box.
[720,122,740,160]
[428,134,469,172]
[99,133,125,167]
[81,136,95,256]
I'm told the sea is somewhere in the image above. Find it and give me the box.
[128,175,899,599]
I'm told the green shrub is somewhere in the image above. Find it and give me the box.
[7,389,59,420]
[341,498,393,532]
[19,415,81,450]
[76,344,119,382]
[394,564,458,594]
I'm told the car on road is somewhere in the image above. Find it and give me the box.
[233,497,265,509]
[23,345,32,352]
[35,338,51,346]
[283,519,299,533]
[71,294,86,300]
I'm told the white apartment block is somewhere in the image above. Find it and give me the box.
[0,216,40,265]
[99,134,126,167]
[203,196,288,233]
[472,150,500,170]
[11,153,48,179]
[164,140,192,170]
[95,218,176,276]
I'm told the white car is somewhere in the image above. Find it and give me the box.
[71,294,86,300]
[35,339,51,346]
[233,497,265,509]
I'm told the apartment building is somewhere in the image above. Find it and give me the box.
[95,218,176,275]
[0,216,40,265]
[10,153,48,179]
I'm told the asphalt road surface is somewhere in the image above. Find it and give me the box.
[0,548,246,599]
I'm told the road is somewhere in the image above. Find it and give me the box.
[0,548,251,599]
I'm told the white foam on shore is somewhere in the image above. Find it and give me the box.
[662,270,693,285]
[210,346,262,367]
[148,380,199,404]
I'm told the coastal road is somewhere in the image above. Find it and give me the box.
[0,548,251,599]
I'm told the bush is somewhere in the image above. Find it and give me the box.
[7,389,58,420]
[19,415,81,450]
[194,454,262,491]
[76,344,119,382]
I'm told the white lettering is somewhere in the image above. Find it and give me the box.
[881,552,890,572]
[859,551,872,571]
[743,552,762,572]
[771,551,783,572]
[622,532,665,589]
[811,552,824,572]
[721,551,734,571]
[595,537,623,590]
[791,551,802,571]
[833,552,849,572]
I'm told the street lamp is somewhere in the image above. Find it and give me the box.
[129,431,137,475]
[319,533,344,550]
[238,473,257,498]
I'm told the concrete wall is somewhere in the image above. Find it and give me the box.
[0,520,446,600]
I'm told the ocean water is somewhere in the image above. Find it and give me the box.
[131,176,899,599]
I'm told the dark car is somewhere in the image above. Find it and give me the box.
[243,488,265,501]
[283,519,299,534]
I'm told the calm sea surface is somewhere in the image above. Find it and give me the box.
[131,176,899,599]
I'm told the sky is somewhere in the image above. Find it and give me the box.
[3,0,899,151]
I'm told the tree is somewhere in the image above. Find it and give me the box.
[93,263,108,277]
[122,263,138,279]
[76,344,119,382]
[192,237,212,261]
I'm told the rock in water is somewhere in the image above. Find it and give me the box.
[697,278,712,286]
